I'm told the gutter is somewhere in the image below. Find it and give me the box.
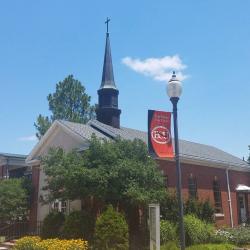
[226,168,234,228]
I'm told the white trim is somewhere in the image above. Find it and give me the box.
[214,213,224,218]
[26,159,41,166]
[226,169,234,228]
[236,184,250,192]
[26,121,60,163]
[26,120,87,163]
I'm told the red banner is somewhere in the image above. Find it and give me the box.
[148,110,174,158]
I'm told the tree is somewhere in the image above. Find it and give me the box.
[93,205,129,250]
[34,75,95,139]
[42,137,166,249]
[42,137,166,207]
[0,178,28,222]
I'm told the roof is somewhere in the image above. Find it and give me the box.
[59,119,250,170]
[236,184,250,192]
[0,152,27,159]
[99,33,117,90]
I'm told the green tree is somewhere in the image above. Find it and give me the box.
[42,137,166,249]
[34,75,95,139]
[0,178,28,222]
[94,205,129,250]
[42,137,166,207]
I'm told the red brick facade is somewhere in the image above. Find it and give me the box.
[29,166,40,231]
[28,158,250,228]
[158,159,250,227]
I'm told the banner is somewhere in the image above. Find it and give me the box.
[148,110,174,158]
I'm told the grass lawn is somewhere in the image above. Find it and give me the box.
[161,242,236,250]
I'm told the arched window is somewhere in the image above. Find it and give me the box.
[161,170,168,188]
[213,176,223,213]
[188,173,197,199]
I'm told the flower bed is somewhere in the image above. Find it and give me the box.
[13,236,88,250]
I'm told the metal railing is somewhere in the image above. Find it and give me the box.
[0,221,42,241]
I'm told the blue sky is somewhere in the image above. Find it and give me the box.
[0,0,249,160]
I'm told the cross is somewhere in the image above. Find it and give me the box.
[105,17,111,33]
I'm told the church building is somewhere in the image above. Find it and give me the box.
[26,26,250,230]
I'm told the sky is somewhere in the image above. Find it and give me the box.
[0,0,249,160]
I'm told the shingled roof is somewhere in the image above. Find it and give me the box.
[59,119,250,170]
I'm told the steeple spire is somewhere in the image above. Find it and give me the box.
[99,18,117,90]
[96,18,121,128]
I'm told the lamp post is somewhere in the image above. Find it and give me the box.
[167,71,185,250]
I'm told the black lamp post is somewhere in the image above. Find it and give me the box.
[167,71,185,250]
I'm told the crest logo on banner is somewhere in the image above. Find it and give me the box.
[148,110,174,158]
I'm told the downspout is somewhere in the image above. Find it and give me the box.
[226,168,234,228]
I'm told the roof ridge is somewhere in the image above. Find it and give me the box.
[88,120,117,139]
[58,120,88,140]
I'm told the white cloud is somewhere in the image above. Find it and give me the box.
[18,135,37,142]
[122,55,188,82]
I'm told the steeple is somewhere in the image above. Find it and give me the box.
[96,18,121,128]
[100,31,117,90]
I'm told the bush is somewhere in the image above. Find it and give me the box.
[186,243,235,250]
[160,220,177,244]
[185,199,202,218]
[183,214,214,246]
[14,237,88,250]
[225,226,250,246]
[93,205,129,250]
[211,229,232,244]
[41,212,65,239]
[62,210,95,241]
[200,200,214,223]
[13,236,41,250]
[160,192,179,223]
[185,199,214,223]
[161,194,214,224]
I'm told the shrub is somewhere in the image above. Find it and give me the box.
[161,194,214,224]
[183,214,214,246]
[13,237,88,250]
[160,241,178,250]
[185,199,214,223]
[200,200,214,223]
[160,220,177,244]
[62,210,95,241]
[160,192,179,223]
[41,212,65,239]
[13,236,41,250]
[185,199,202,218]
[211,229,232,244]
[225,226,250,246]
[93,205,129,250]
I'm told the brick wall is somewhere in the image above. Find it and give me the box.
[157,160,250,227]
[29,166,40,231]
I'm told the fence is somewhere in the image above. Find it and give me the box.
[0,221,42,241]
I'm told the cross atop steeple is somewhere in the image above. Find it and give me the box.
[99,18,117,90]
[97,19,121,128]
[105,17,110,33]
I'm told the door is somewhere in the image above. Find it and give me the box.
[239,193,247,223]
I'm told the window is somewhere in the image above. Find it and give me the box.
[51,199,68,214]
[161,170,168,188]
[188,174,197,199]
[61,201,67,213]
[213,177,223,213]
